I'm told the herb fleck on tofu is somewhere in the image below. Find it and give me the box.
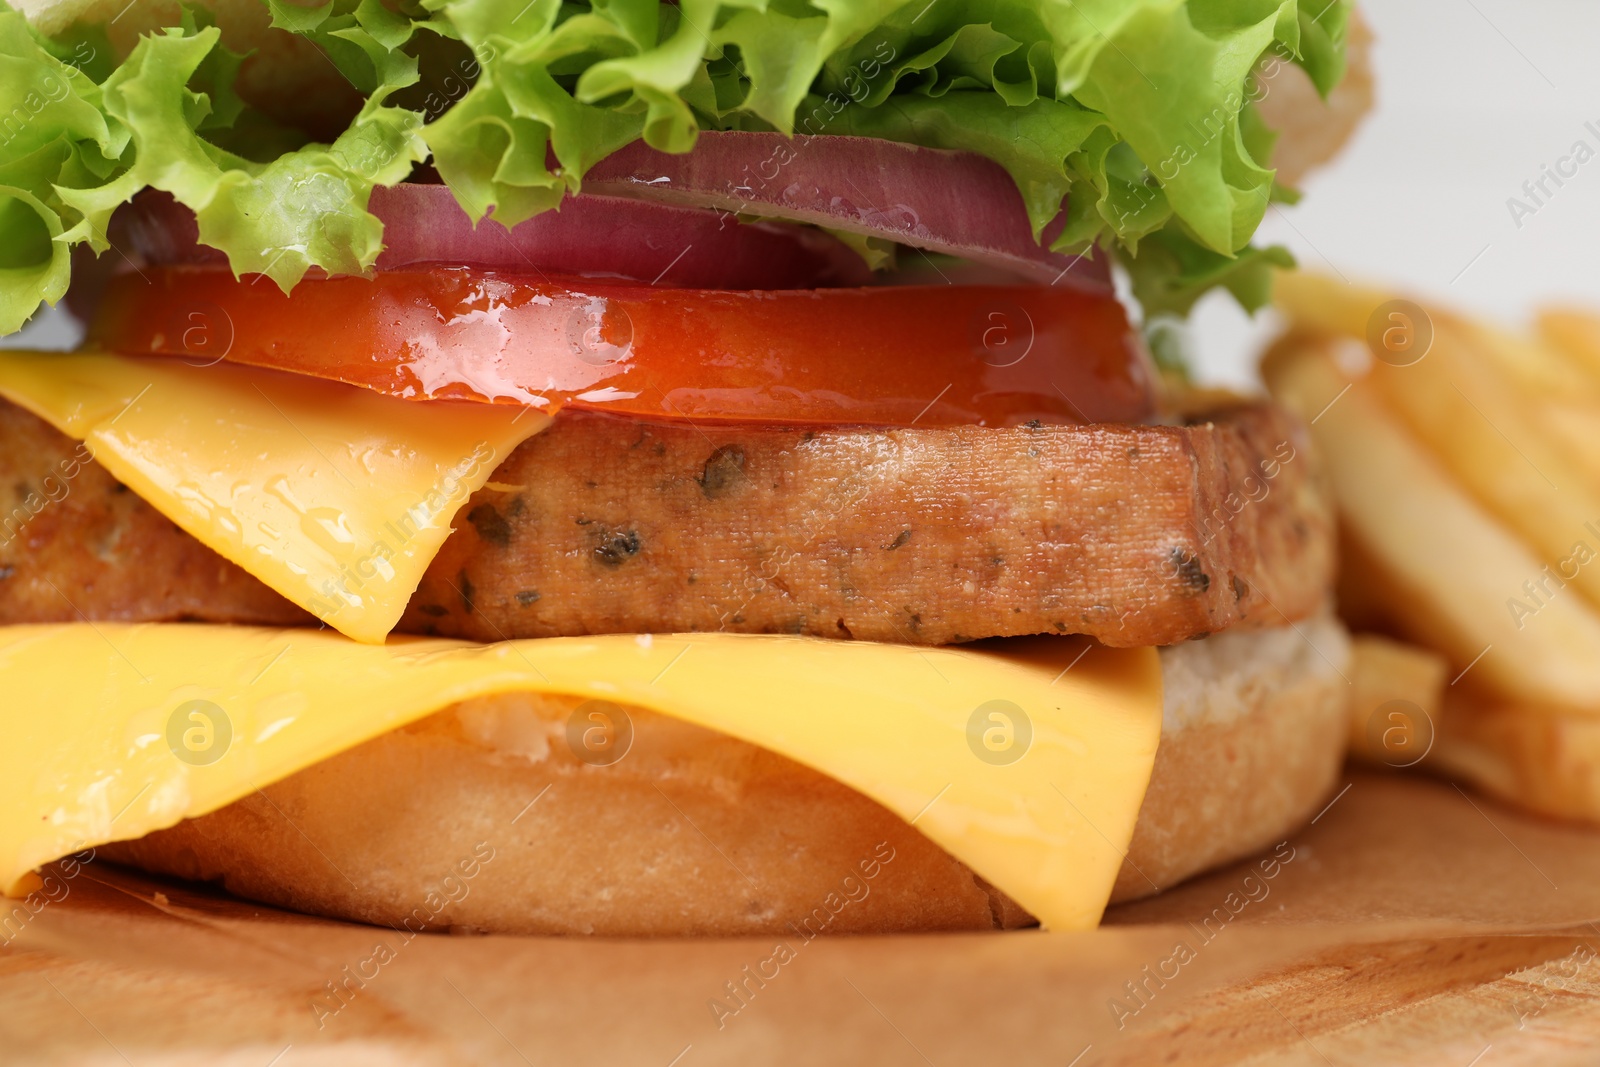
[1170,548,1211,595]
[467,503,512,547]
[594,529,642,567]
[697,445,747,499]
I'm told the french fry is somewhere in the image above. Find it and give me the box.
[1271,271,1392,340]
[1431,693,1600,823]
[1276,273,1598,401]
[1275,279,1600,819]
[1538,306,1600,389]
[1275,272,1600,615]
[1363,321,1600,615]
[1347,635,1448,769]
[1448,315,1600,403]
[1539,400,1600,485]
[1263,335,1600,713]
[1347,619,1600,825]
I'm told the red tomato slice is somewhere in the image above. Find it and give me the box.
[89,267,1155,428]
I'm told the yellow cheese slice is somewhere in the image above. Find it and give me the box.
[0,624,1162,930]
[0,351,548,643]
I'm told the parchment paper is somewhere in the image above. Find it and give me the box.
[4,769,1600,1066]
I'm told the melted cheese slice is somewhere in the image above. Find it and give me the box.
[0,351,548,643]
[0,624,1162,930]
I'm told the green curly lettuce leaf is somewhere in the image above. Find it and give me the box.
[1,0,1351,335]
[0,4,111,331]
[1121,226,1295,316]
[0,0,431,332]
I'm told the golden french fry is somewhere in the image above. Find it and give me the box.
[1539,400,1600,485]
[1363,321,1600,614]
[1263,335,1600,713]
[1431,692,1600,823]
[1538,307,1600,388]
[1275,273,1600,614]
[1275,279,1600,819]
[1346,635,1447,769]
[1271,271,1391,339]
[1448,315,1600,402]
[1345,613,1600,826]
[1277,272,1599,401]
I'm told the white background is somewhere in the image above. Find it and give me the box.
[9,0,1599,383]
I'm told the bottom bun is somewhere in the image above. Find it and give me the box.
[103,618,1349,936]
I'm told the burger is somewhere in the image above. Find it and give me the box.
[0,0,1369,937]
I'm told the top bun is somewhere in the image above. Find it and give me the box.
[14,0,103,35]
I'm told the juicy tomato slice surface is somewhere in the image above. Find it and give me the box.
[90,267,1156,427]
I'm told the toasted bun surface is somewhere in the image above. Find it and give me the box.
[1254,9,1375,189]
[102,616,1350,936]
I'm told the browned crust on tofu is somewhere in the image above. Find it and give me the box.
[0,399,1332,646]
